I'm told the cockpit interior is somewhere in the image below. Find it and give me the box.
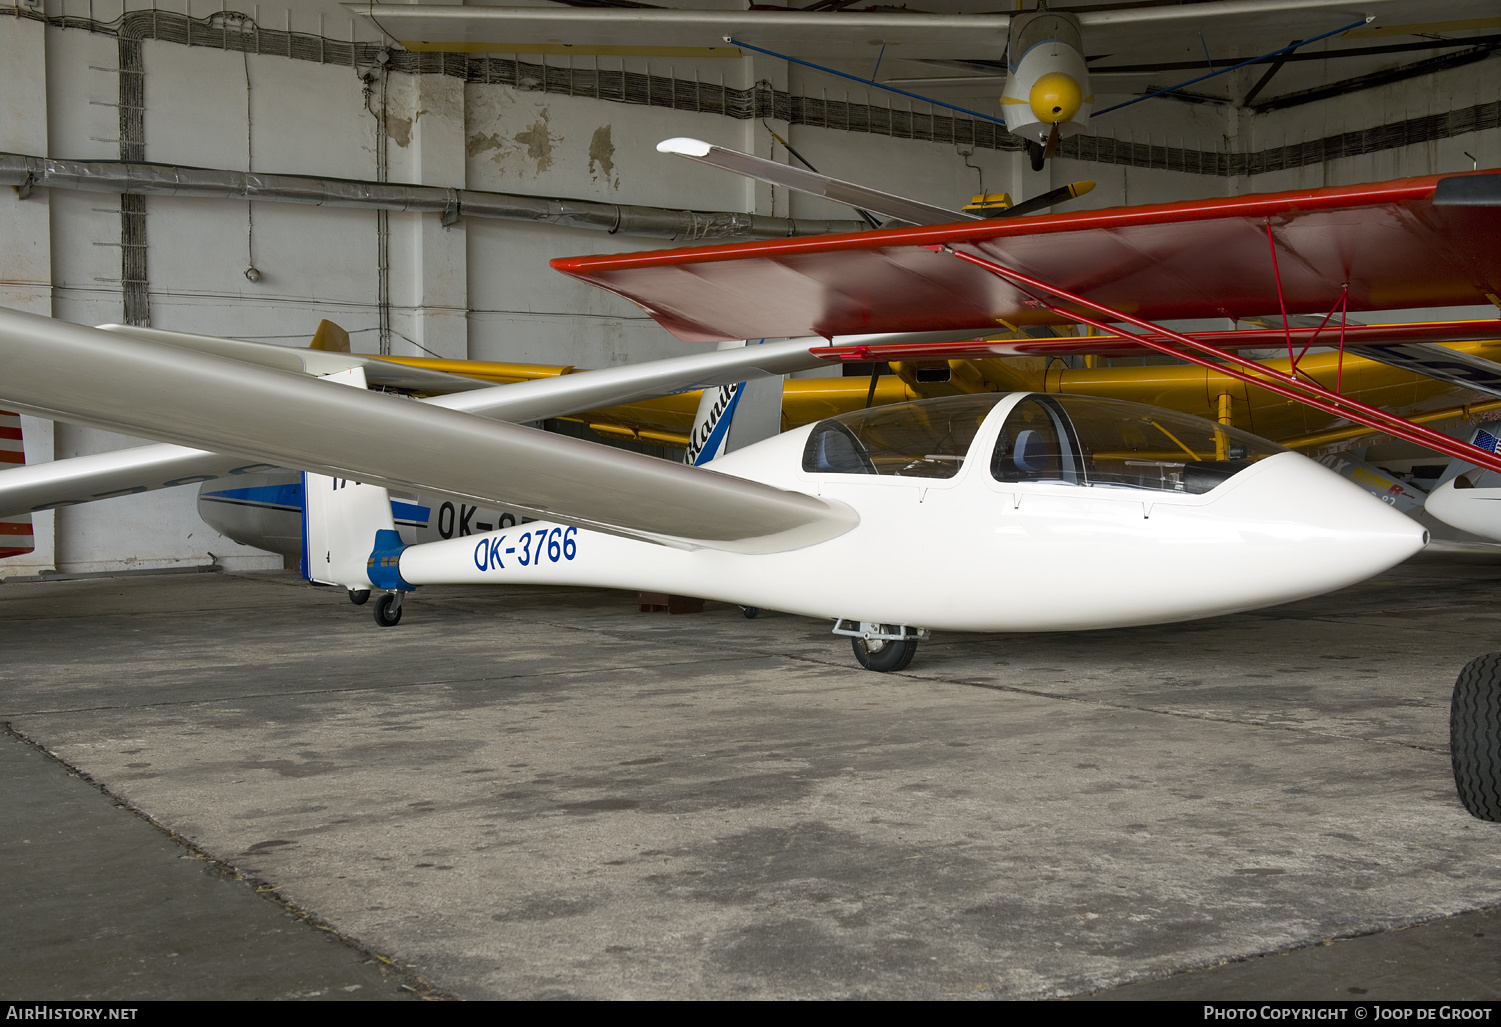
[802,394,1285,495]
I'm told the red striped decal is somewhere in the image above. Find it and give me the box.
[0,413,26,559]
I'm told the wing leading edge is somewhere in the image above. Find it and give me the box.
[0,325,984,518]
[345,2,1387,63]
[0,308,855,554]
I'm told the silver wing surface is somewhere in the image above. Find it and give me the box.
[0,444,273,516]
[656,138,974,228]
[96,324,858,412]
[0,321,975,517]
[346,1,1384,63]
[97,325,496,394]
[0,308,855,553]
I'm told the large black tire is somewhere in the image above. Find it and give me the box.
[851,634,917,673]
[348,589,370,606]
[373,592,403,628]
[1452,653,1501,822]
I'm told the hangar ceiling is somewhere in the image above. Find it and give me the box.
[349,0,1501,111]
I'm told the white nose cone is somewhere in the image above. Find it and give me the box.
[1425,479,1501,542]
[1212,453,1422,606]
[1145,453,1428,621]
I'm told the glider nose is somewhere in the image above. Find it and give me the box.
[1424,478,1501,540]
[1029,72,1083,124]
[1251,454,1429,591]
[1189,454,1428,611]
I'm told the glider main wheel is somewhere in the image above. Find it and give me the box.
[348,589,370,606]
[1451,653,1501,821]
[739,606,760,619]
[373,592,403,628]
[852,634,917,673]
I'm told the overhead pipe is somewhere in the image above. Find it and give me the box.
[0,153,866,243]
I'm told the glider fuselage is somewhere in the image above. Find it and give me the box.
[395,393,1426,632]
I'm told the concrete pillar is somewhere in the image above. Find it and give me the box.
[1008,146,1053,213]
[373,33,470,361]
[740,51,789,219]
[407,72,468,360]
[0,12,56,575]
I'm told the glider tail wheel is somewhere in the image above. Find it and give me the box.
[851,634,918,673]
[348,589,370,606]
[1452,653,1501,821]
[373,591,403,628]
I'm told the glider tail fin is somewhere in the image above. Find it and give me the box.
[308,319,352,353]
[0,410,35,559]
[298,368,405,590]
[301,470,402,590]
[683,341,785,466]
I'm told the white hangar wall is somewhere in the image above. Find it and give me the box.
[0,0,1498,574]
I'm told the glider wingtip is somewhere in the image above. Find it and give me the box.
[658,137,713,157]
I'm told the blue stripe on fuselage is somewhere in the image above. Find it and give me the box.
[201,484,429,526]
[391,501,430,526]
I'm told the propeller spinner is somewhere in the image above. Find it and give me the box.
[1001,9,1093,170]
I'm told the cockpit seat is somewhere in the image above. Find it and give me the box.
[1008,428,1062,480]
[805,422,876,474]
[1013,429,1048,473]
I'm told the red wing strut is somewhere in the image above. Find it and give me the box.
[811,321,1501,364]
[935,244,1501,477]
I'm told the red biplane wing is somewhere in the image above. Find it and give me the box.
[551,172,1501,344]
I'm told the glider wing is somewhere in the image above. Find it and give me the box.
[0,308,855,554]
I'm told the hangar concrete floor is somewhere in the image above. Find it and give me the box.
[3,552,1501,1001]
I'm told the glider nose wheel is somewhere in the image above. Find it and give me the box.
[373,591,403,627]
[348,589,370,606]
[1451,654,1501,822]
[851,634,917,673]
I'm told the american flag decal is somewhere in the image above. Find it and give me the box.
[0,409,34,559]
[1478,428,1501,455]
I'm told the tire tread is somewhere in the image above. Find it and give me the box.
[851,633,917,673]
[1452,653,1501,822]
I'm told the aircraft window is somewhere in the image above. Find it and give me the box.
[801,395,1004,479]
[995,396,1285,495]
[803,421,877,475]
[1009,13,1084,69]
[991,397,1080,484]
